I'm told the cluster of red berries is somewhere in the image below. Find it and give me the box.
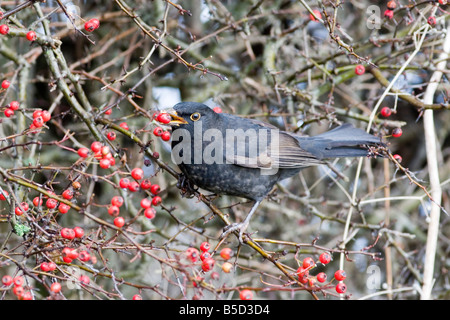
[379,107,403,162]
[153,112,172,141]
[30,108,51,130]
[31,187,73,214]
[0,24,39,41]
[61,246,92,264]
[384,1,396,20]
[295,252,348,294]
[1,275,32,300]
[78,141,116,169]
[84,18,100,32]
[3,101,20,118]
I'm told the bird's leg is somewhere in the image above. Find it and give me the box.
[177,173,197,198]
[221,200,261,242]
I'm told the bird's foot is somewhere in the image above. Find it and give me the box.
[177,173,197,198]
[220,221,250,243]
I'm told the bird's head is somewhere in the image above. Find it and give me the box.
[165,102,220,129]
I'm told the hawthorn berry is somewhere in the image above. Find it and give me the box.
[58,203,70,214]
[239,289,253,300]
[79,275,90,285]
[62,189,74,200]
[89,18,100,29]
[387,0,397,10]
[221,262,233,273]
[22,291,33,300]
[156,112,171,124]
[33,116,44,128]
[46,198,58,209]
[439,0,448,4]
[13,276,24,287]
[319,252,331,264]
[161,131,171,141]
[114,216,125,228]
[334,269,347,281]
[185,247,200,263]
[392,127,403,138]
[131,168,144,180]
[201,257,215,272]
[13,286,24,297]
[26,30,37,41]
[119,178,130,189]
[132,294,142,300]
[119,122,129,130]
[384,9,394,19]
[309,9,322,22]
[140,179,152,190]
[153,127,164,137]
[41,110,51,122]
[200,251,212,261]
[220,247,233,260]
[144,207,156,219]
[151,196,162,206]
[0,24,9,35]
[297,267,309,284]
[393,154,402,163]
[61,228,75,240]
[99,158,111,169]
[78,250,91,262]
[200,242,211,252]
[50,282,62,293]
[40,262,50,272]
[9,101,19,111]
[15,202,29,216]
[66,248,79,260]
[108,205,120,216]
[128,181,140,192]
[32,196,43,206]
[0,190,9,201]
[354,64,365,75]
[74,226,84,238]
[380,107,392,117]
[335,282,347,294]
[140,198,152,209]
[2,275,13,286]
[213,106,222,113]
[316,272,327,283]
[91,141,102,153]
[77,147,89,158]
[84,20,96,32]
[1,79,10,89]
[302,257,315,269]
[111,196,124,207]
[47,261,56,271]
[107,131,116,141]
[150,184,160,195]
[4,108,14,118]
[428,16,437,27]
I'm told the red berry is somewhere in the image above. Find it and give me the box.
[156,113,171,124]
[309,9,322,22]
[144,207,156,219]
[1,79,10,89]
[13,286,24,297]
[47,262,56,271]
[62,189,74,200]
[239,289,253,300]
[384,9,394,19]
[33,116,44,128]
[40,262,50,272]
[161,131,171,141]
[334,269,347,281]
[99,158,111,169]
[77,147,89,158]
[26,30,37,41]
[319,252,331,264]
[66,248,79,260]
[302,257,315,269]
[140,198,152,209]
[213,106,222,113]
[32,196,42,207]
[0,190,9,201]
[393,154,402,163]
[114,216,125,228]
[41,110,51,122]
[119,122,129,130]
[200,251,212,261]
[89,18,100,29]
[58,203,70,214]
[297,267,309,284]
[220,248,233,260]
[46,198,58,209]
[61,228,75,240]
[0,24,9,35]
[13,276,24,287]
[2,275,13,286]
[132,294,142,300]
[355,64,365,75]
[78,250,91,262]
[50,282,62,293]
[428,16,436,27]
[185,247,200,263]
[15,202,28,216]
[316,272,327,283]
[79,275,90,285]
[107,131,116,141]
[73,226,84,238]
[335,282,347,294]
[151,196,162,206]
[4,108,14,118]
[91,141,102,152]
[33,110,42,118]
[131,168,144,180]
[9,101,19,111]
[380,107,392,117]
[153,127,164,137]
[128,181,140,192]
[111,196,124,207]
[201,257,215,272]
[387,0,397,10]
[150,184,160,195]
[199,242,211,252]
[108,205,120,217]
[84,20,95,32]
[140,179,152,190]
[222,262,233,273]
[119,178,130,189]
[439,0,448,4]
[392,127,402,138]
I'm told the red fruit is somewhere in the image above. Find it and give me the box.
[62,189,74,200]
[13,286,24,297]
[46,198,58,209]
[2,275,13,286]
[222,262,233,273]
[392,127,402,138]
[58,203,70,214]
[33,110,42,118]
[41,110,51,122]
[0,190,9,200]
[119,122,129,130]
[156,113,171,124]
[150,184,160,195]
[128,181,140,192]
[199,242,211,252]
[319,252,331,264]
[1,79,10,89]
[108,205,120,217]
[387,0,397,10]
[393,154,402,163]
[26,30,37,41]
[78,250,91,262]
[239,289,253,300]
[60,228,75,240]
[336,282,347,294]
[119,178,130,189]
[50,282,62,293]
[153,127,163,137]
[15,202,29,216]
[201,257,215,272]
[99,158,111,169]
[13,276,24,287]
[185,247,200,263]
[79,275,90,285]
[84,20,96,32]
[22,291,33,300]
[428,16,436,27]
[140,179,152,190]
[220,247,233,260]
[132,294,142,300]
[144,207,156,219]
[334,269,347,281]
[151,196,162,206]
[380,107,392,117]
[131,168,144,180]
[107,131,116,141]
[316,272,327,283]
[74,226,84,238]
[384,9,394,19]
[213,106,222,113]
[62,256,72,263]
[302,257,315,269]
[0,24,9,35]
[161,131,171,141]
[89,18,100,29]
[309,9,322,22]
[9,101,19,111]
[77,147,89,158]
[90,141,102,152]
[140,198,152,209]
[114,216,125,228]
[297,267,309,284]
[47,262,56,271]
[39,262,49,272]
[439,0,448,4]
[111,196,124,207]
[4,108,14,117]
[33,116,44,128]
[66,248,79,260]
[354,64,365,75]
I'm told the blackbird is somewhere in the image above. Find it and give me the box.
[165,102,383,241]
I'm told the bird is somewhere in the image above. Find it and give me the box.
[163,101,384,242]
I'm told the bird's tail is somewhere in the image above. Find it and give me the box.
[296,124,383,159]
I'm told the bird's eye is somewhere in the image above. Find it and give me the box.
[190,112,201,121]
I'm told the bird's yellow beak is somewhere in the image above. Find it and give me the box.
[163,109,188,125]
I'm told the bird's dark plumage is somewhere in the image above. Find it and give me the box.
[166,102,383,241]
